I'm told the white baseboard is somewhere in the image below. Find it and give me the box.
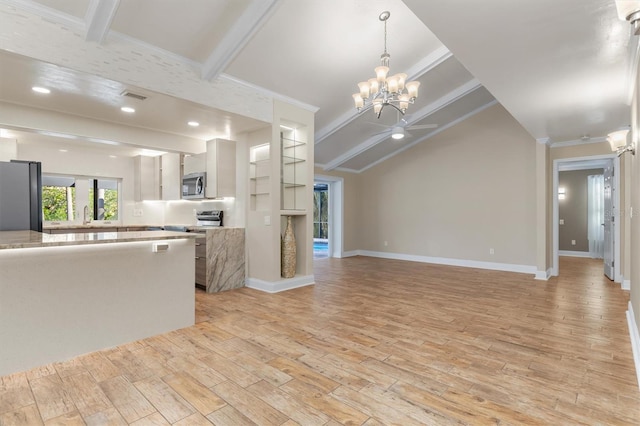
[626,302,640,390]
[622,279,631,291]
[245,275,314,293]
[535,268,553,281]
[559,250,592,258]
[355,250,536,276]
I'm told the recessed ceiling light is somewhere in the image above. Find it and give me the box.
[32,86,51,94]
[59,149,68,153]
[121,106,135,113]
[109,155,117,158]
[187,121,200,127]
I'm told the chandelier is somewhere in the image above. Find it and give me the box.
[352,11,420,118]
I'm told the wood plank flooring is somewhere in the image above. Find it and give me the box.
[1,256,639,425]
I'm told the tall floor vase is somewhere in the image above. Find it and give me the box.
[281,216,296,278]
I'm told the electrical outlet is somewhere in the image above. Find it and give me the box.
[384,241,388,247]
[489,248,494,255]
[264,215,271,226]
[133,209,143,217]
[571,240,576,245]
[559,219,564,225]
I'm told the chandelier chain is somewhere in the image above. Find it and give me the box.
[383,17,387,55]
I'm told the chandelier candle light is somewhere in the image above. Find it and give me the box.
[353,11,420,118]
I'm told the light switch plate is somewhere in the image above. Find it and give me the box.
[264,215,271,226]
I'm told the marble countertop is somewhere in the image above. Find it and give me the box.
[0,230,198,250]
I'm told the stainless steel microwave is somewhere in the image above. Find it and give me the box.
[182,172,206,199]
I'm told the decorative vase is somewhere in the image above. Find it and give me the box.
[281,216,296,278]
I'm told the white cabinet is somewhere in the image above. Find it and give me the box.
[133,155,160,201]
[160,153,181,200]
[205,139,236,198]
[183,153,206,176]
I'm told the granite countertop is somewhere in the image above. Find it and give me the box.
[43,224,164,230]
[186,226,244,231]
[0,230,198,250]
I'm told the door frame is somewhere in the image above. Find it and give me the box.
[314,174,344,258]
[552,154,620,281]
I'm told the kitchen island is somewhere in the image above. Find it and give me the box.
[0,230,197,376]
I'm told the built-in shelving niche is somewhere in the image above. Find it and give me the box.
[249,143,270,211]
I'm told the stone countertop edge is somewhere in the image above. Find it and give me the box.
[43,224,165,230]
[0,230,199,250]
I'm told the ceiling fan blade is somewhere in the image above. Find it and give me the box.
[365,121,393,129]
[407,124,438,130]
[371,129,391,137]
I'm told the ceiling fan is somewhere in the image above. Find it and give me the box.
[368,116,437,140]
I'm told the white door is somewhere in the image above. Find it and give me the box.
[603,163,614,280]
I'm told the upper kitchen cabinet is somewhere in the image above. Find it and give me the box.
[205,139,236,199]
[134,155,160,201]
[160,153,182,200]
[134,153,182,201]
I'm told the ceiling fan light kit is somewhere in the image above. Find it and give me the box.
[353,11,420,119]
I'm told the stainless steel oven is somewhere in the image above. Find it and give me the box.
[182,172,206,199]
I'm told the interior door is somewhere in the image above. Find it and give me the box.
[603,162,614,280]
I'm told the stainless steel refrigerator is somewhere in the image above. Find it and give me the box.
[0,160,43,232]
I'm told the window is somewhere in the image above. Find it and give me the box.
[42,176,76,221]
[42,175,120,223]
[313,183,328,239]
[89,179,119,220]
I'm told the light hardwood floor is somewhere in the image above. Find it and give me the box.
[1,256,639,425]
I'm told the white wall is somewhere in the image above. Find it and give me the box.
[358,104,537,270]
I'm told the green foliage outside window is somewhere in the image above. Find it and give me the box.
[42,177,119,222]
[103,189,118,220]
[314,188,328,239]
[42,186,75,221]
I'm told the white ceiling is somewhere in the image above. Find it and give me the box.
[0,0,634,171]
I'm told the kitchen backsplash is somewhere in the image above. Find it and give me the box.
[126,198,238,227]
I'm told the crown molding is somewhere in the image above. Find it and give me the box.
[220,73,318,113]
[549,136,607,148]
[536,137,551,145]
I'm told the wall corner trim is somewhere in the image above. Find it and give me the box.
[626,302,640,390]
[534,268,552,280]
[245,275,314,293]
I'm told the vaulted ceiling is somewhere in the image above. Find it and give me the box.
[0,0,634,172]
